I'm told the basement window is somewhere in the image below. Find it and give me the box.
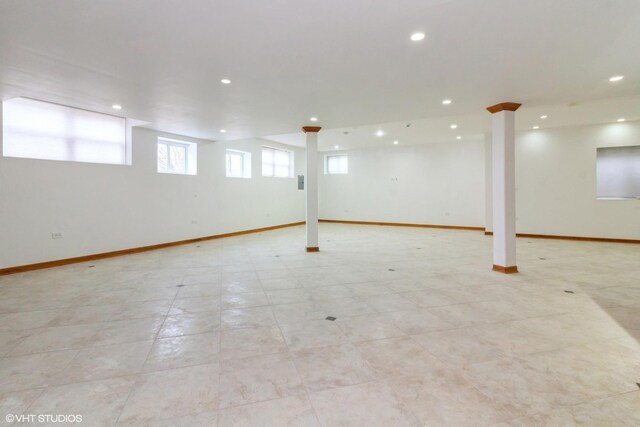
[325,154,348,174]
[596,145,640,200]
[262,146,293,178]
[2,97,128,165]
[157,137,197,175]
[226,149,252,178]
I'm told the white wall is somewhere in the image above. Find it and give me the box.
[318,121,640,240]
[3,114,639,270]
[515,121,640,239]
[0,125,305,269]
[318,141,486,227]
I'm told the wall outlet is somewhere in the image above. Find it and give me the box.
[51,232,63,239]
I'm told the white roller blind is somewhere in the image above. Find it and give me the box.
[262,146,293,178]
[326,154,348,174]
[2,97,127,165]
[226,149,251,178]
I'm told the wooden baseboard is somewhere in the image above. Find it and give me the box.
[0,221,305,276]
[319,219,484,232]
[493,265,518,274]
[484,229,640,244]
[305,247,320,252]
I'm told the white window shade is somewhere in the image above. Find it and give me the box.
[226,149,252,178]
[262,146,293,178]
[262,147,275,176]
[326,154,348,174]
[2,97,127,165]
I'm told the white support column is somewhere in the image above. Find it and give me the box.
[302,126,321,252]
[486,102,520,274]
[484,132,493,234]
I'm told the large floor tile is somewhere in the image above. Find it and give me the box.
[220,326,287,360]
[388,370,515,426]
[219,353,305,408]
[0,350,78,393]
[218,395,319,427]
[53,341,152,384]
[158,311,221,338]
[280,319,348,351]
[309,381,421,427]
[293,343,378,391]
[28,377,136,427]
[118,363,219,423]
[143,332,220,372]
[221,306,277,330]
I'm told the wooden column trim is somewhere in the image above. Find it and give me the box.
[486,102,522,114]
[492,264,519,274]
[302,126,322,133]
[306,247,320,252]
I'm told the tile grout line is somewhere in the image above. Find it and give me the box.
[113,283,181,425]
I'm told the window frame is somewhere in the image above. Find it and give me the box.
[261,146,294,178]
[226,148,252,178]
[157,137,197,175]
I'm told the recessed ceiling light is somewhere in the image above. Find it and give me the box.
[532,126,540,129]
[112,104,122,110]
[410,32,425,41]
[442,99,452,105]
[221,79,231,84]
[609,75,624,82]
[393,140,399,145]
[456,136,462,140]
[334,145,339,149]
[376,130,385,137]
[540,115,548,119]
[220,129,227,133]
[617,118,625,122]
[450,124,457,129]
[310,117,318,122]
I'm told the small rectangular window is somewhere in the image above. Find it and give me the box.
[157,137,197,175]
[2,97,127,165]
[226,149,252,178]
[262,146,293,178]
[596,145,640,200]
[325,154,348,174]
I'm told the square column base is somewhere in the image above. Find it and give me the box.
[493,264,518,274]
[306,247,320,253]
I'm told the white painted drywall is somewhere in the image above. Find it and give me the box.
[0,124,305,269]
[318,141,486,227]
[515,121,640,239]
[3,116,640,270]
[318,121,640,240]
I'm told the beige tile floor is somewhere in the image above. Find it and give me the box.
[1,223,639,426]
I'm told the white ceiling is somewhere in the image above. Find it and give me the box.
[1,0,639,144]
[265,95,640,151]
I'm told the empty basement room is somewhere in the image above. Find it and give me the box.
[2,2,640,427]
